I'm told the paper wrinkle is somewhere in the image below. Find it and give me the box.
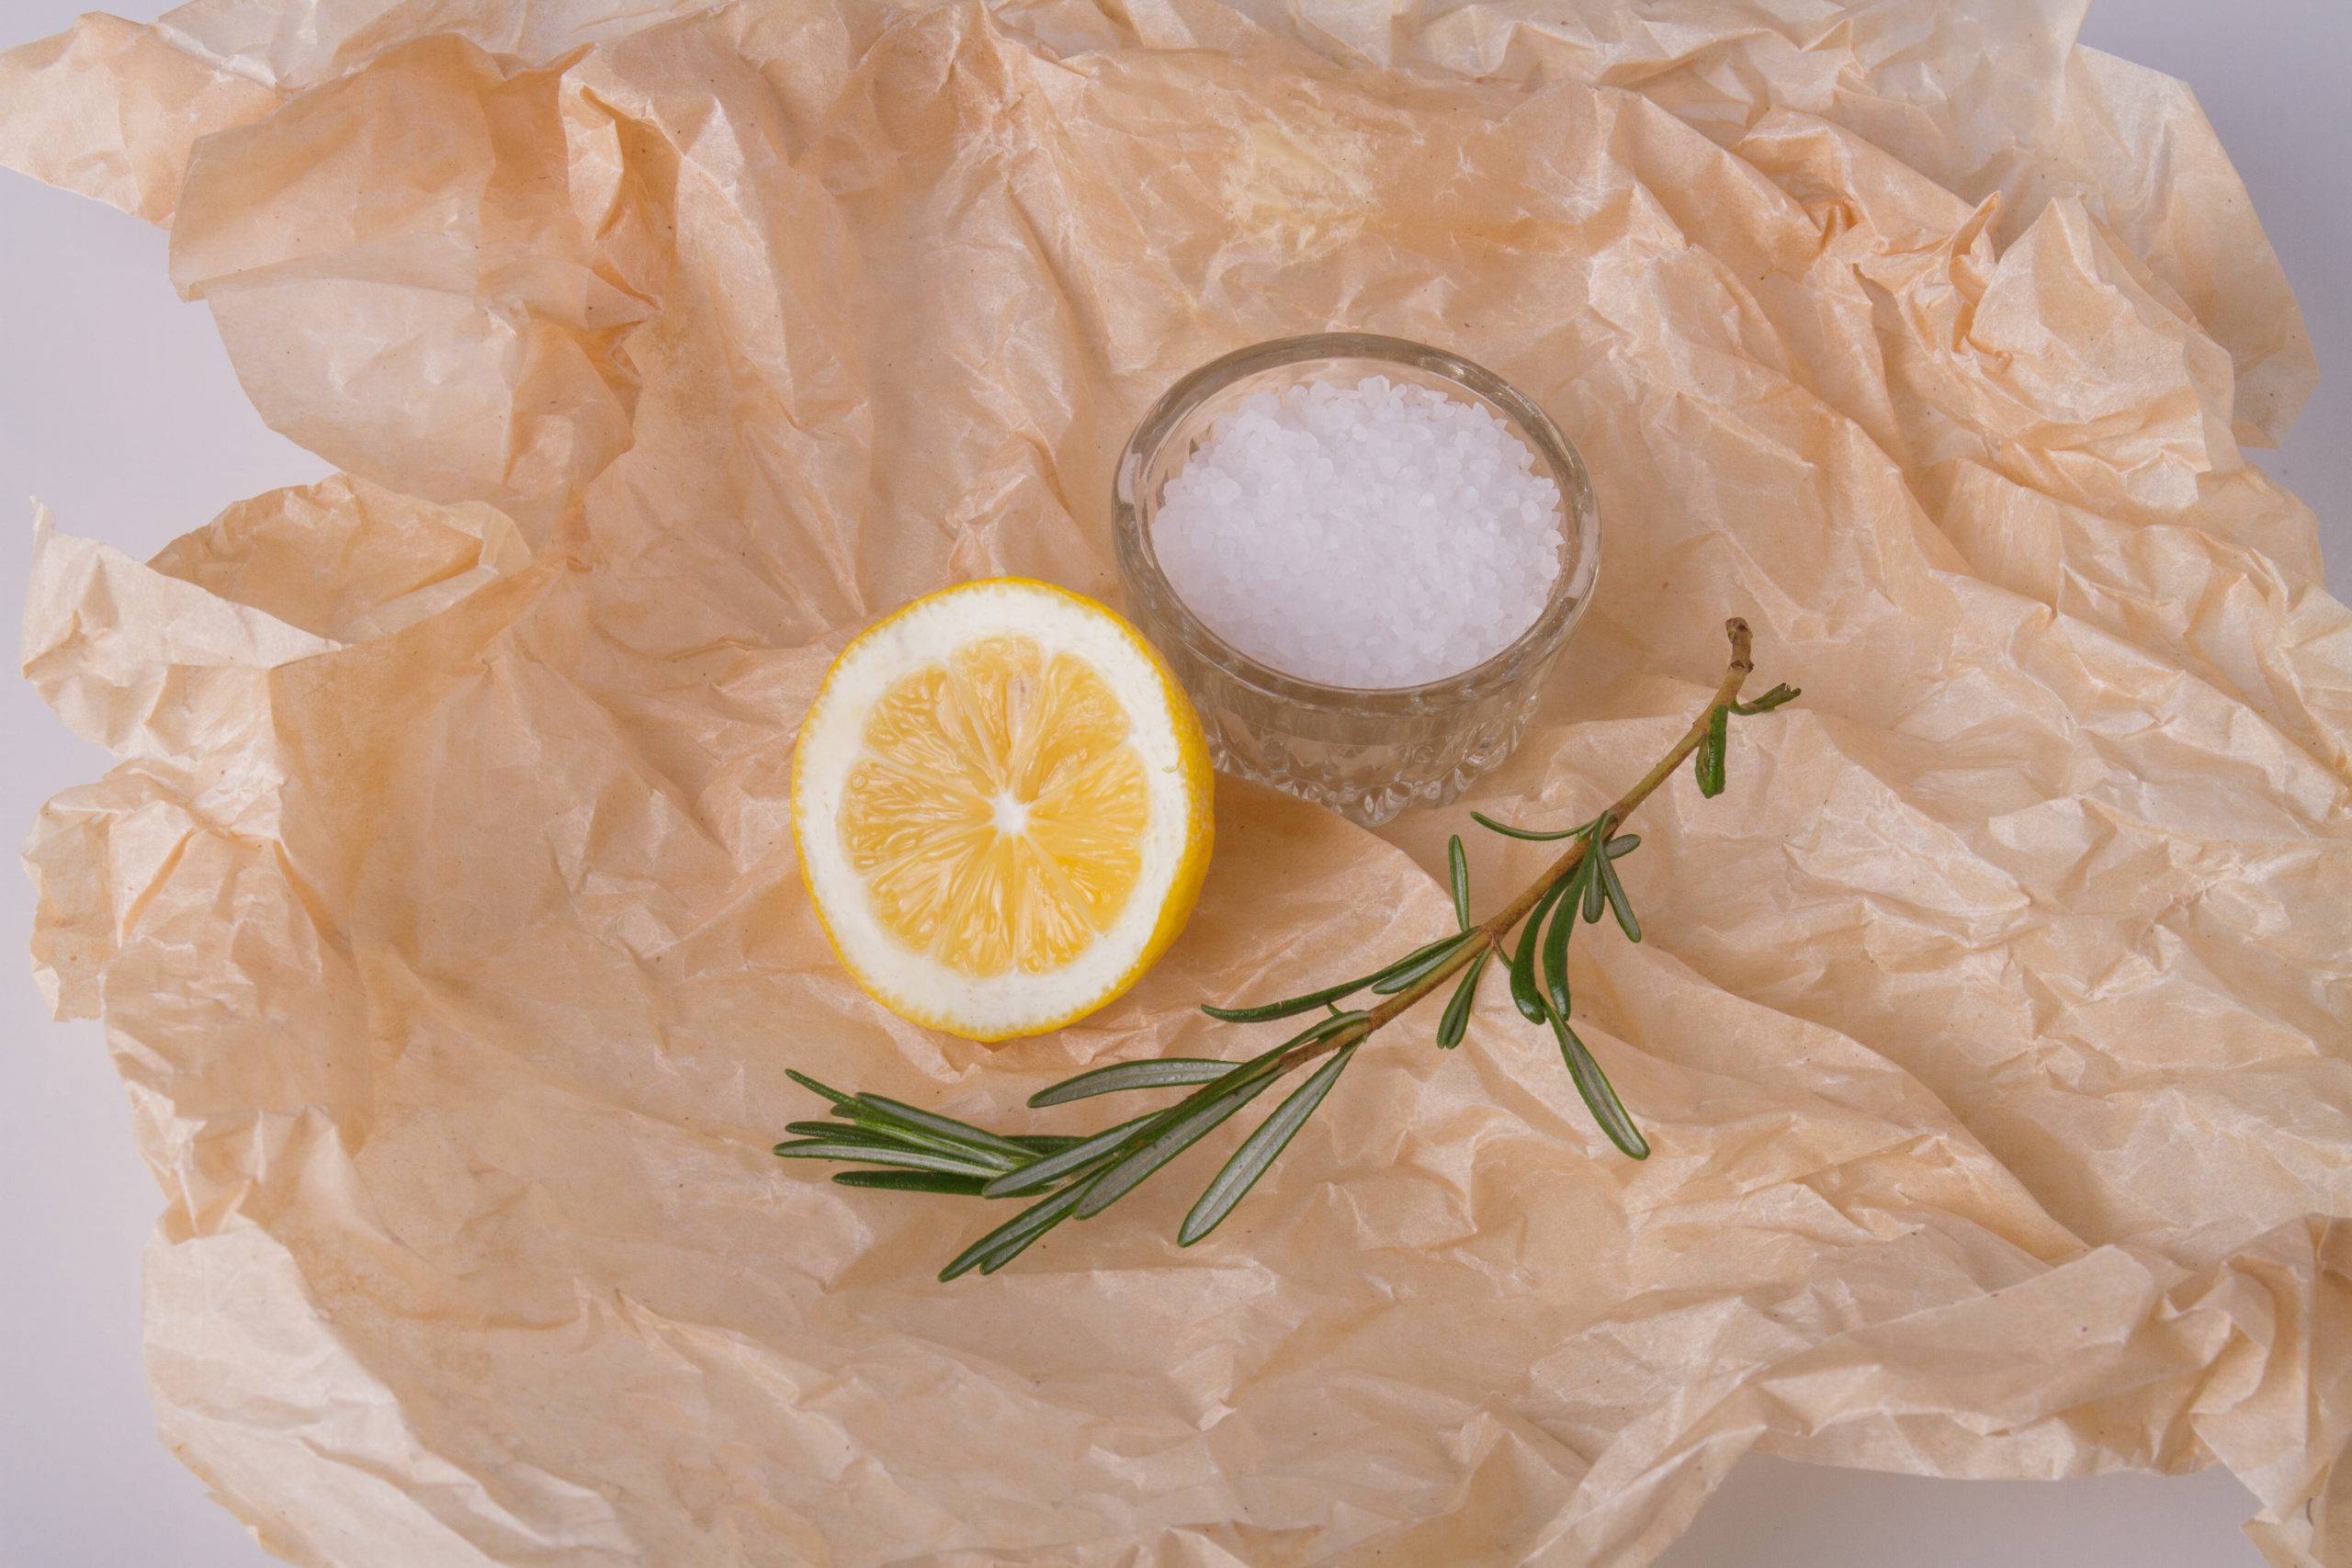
[7,0,2351,1562]
[22,503,333,761]
[0,13,281,222]
[146,475,537,645]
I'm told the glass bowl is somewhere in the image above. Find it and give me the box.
[1113,333,1600,826]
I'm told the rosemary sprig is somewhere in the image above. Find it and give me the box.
[779,620,1796,1279]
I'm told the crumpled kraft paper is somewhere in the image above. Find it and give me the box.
[7,0,2351,1562]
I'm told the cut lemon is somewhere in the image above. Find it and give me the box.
[792,579,1214,1041]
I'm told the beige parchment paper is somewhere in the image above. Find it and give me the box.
[8,0,2352,1562]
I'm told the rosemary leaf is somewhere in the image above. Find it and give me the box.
[1697,705,1730,797]
[1437,949,1489,1048]
[989,1013,1365,1199]
[1605,833,1640,859]
[825,1105,1020,1169]
[851,1094,1033,1161]
[978,1185,1092,1274]
[1363,932,1476,993]
[980,1110,1163,1197]
[775,1140,1004,1179]
[1180,1044,1357,1246]
[1073,1064,1295,1219]
[1027,1057,1238,1109]
[1580,818,1618,926]
[1589,818,1609,926]
[832,1170,991,1195]
[1448,835,1472,929]
[1200,985,1355,1025]
[1733,682,1801,716]
[1510,877,1568,1023]
[786,1068,854,1107]
[1547,1010,1649,1159]
[784,1120,907,1145]
[1287,1009,1373,1049]
[1599,853,1642,943]
[941,1178,1095,1280]
[1368,931,1478,994]
[1470,810,1595,842]
[831,1098,1021,1170]
[1202,936,1461,1022]
[1541,876,1577,1017]
[1010,1134,1084,1153]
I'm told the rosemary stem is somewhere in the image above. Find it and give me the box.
[1276,618,1757,1072]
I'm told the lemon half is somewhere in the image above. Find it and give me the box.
[792,579,1214,1041]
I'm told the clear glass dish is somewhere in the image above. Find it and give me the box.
[1114,333,1600,826]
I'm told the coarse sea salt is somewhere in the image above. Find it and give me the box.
[1153,375,1565,690]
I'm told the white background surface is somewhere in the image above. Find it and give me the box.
[0,1,2343,1562]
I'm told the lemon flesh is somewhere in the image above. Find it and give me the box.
[793,580,1213,1041]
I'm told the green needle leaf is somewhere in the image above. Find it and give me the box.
[967,1016,1367,1260]
[1286,1009,1373,1048]
[1200,977,1369,1024]
[1510,877,1569,1023]
[832,1170,991,1195]
[1547,1010,1649,1159]
[784,1120,908,1145]
[1732,683,1800,715]
[991,1012,1363,1199]
[1180,1044,1358,1246]
[1369,931,1477,994]
[941,1178,1095,1280]
[1605,833,1640,859]
[1073,1063,1295,1219]
[1580,816,1614,923]
[978,1192,1090,1273]
[1470,811,1596,842]
[786,1068,854,1107]
[981,1109,1163,1197]
[1697,706,1730,797]
[1600,853,1642,943]
[1448,835,1472,929]
[1203,934,1464,1022]
[829,1098,1021,1170]
[1437,949,1489,1048]
[849,1094,1032,1161]
[1027,1057,1238,1108]
[774,1140,1004,1179]
[820,1107,1017,1168]
[1542,878,1577,1017]
[1010,1134,1084,1153]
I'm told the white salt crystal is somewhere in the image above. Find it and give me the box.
[1153,376,1566,689]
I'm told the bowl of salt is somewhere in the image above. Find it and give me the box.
[1114,333,1599,826]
